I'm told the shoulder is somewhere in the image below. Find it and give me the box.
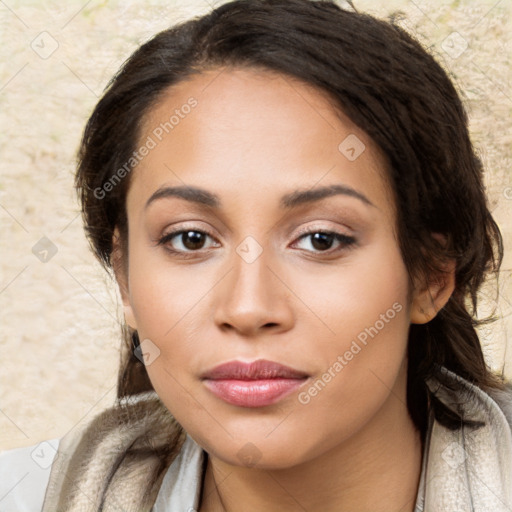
[486,381,512,430]
[0,438,60,512]
[422,367,512,510]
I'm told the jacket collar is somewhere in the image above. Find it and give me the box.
[42,367,512,511]
[415,366,512,511]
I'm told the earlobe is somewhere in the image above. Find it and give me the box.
[410,264,456,324]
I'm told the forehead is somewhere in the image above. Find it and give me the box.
[130,66,393,216]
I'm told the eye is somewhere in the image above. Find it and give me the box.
[156,226,356,257]
[157,229,219,253]
[292,229,356,254]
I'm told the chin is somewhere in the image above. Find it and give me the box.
[197,429,317,470]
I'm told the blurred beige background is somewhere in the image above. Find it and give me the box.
[0,0,510,451]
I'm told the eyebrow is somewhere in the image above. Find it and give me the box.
[281,184,374,208]
[145,183,375,210]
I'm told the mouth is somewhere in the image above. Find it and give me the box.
[200,359,309,408]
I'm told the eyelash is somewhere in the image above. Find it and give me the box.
[157,226,356,258]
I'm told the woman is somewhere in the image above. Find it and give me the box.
[1,0,511,510]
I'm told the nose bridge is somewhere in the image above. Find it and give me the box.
[213,236,293,334]
[232,239,271,303]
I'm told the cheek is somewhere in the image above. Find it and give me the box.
[289,240,411,429]
[126,258,210,419]
[125,241,216,398]
[326,239,411,373]
[295,235,410,354]
[127,238,210,338]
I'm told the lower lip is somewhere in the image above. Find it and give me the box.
[203,378,307,407]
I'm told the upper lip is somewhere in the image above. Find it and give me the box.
[201,359,309,380]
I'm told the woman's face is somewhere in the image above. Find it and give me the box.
[119,66,419,468]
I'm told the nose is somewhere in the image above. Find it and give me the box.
[213,246,295,337]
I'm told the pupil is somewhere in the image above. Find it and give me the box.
[311,232,333,251]
[183,231,204,250]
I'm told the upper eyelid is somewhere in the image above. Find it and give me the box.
[161,221,351,237]
[293,222,353,236]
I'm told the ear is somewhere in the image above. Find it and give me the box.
[410,235,456,324]
[112,227,138,330]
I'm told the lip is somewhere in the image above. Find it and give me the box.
[201,359,309,408]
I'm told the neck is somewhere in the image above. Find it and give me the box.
[199,381,424,512]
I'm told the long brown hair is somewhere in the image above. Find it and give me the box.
[75,0,505,440]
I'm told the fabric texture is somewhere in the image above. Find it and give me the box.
[420,372,512,510]
[0,366,511,511]
[152,434,205,512]
[0,438,59,512]
[41,391,187,512]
